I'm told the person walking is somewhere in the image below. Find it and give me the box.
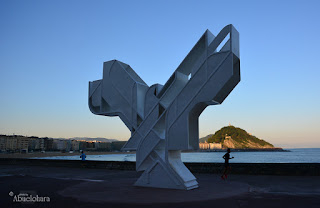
[80,151,86,161]
[221,148,234,180]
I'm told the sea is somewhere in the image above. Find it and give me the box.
[34,148,320,163]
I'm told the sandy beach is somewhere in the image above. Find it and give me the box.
[0,151,135,158]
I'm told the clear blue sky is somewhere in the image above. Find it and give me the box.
[1,0,319,148]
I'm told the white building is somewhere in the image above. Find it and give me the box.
[199,141,222,150]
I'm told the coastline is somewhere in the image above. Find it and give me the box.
[0,148,290,159]
[0,151,136,159]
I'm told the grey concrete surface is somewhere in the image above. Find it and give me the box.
[1,165,320,207]
[1,158,319,176]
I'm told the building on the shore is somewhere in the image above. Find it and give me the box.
[43,138,54,151]
[209,142,222,149]
[199,141,210,149]
[16,136,30,152]
[0,135,124,153]
[0,136,31,152]
[0,136,7,151]
[53,139,71,151]
[96,141,112,151]
[66,140,72,151]
[29,137,45,151]
[6,137,18,151]
[79,141,96,151]
[29,138,40,150]
[79,141,86,150]
[111,141,126,151]
[71,140,80,151]
[199,141,222,150]
[87,141,95,149]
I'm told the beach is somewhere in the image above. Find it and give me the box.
[0,151,135,158]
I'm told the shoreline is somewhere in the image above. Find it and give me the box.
[0,151,136,158]
[0,148,290,159]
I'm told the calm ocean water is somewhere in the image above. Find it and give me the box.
[34,148,320,163]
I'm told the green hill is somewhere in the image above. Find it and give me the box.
[199,134,213,143]
[206,126,274,149]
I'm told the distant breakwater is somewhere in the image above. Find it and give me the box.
[0,158,318,176]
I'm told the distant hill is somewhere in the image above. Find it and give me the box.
[199,134,213,143]
[69,137,118,143]
[202,126,274,149]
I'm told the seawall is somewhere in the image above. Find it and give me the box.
[0,158,319,176]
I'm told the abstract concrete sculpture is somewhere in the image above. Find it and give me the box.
[89,24,240,190]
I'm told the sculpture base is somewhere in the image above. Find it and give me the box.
[134,164,199,190]
[134,150,199,190]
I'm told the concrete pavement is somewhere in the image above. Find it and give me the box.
[0,165,319,207]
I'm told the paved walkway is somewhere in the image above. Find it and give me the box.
[0,165,319,207]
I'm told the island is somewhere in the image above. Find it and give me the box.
[198,125,287,152]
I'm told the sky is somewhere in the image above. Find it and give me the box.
[0,0,319,148]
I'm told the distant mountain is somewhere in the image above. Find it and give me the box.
[202,126,275,149]
[69,137,118,143]
[199,134,213,143]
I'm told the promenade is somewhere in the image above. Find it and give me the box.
[0,164,320,208]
